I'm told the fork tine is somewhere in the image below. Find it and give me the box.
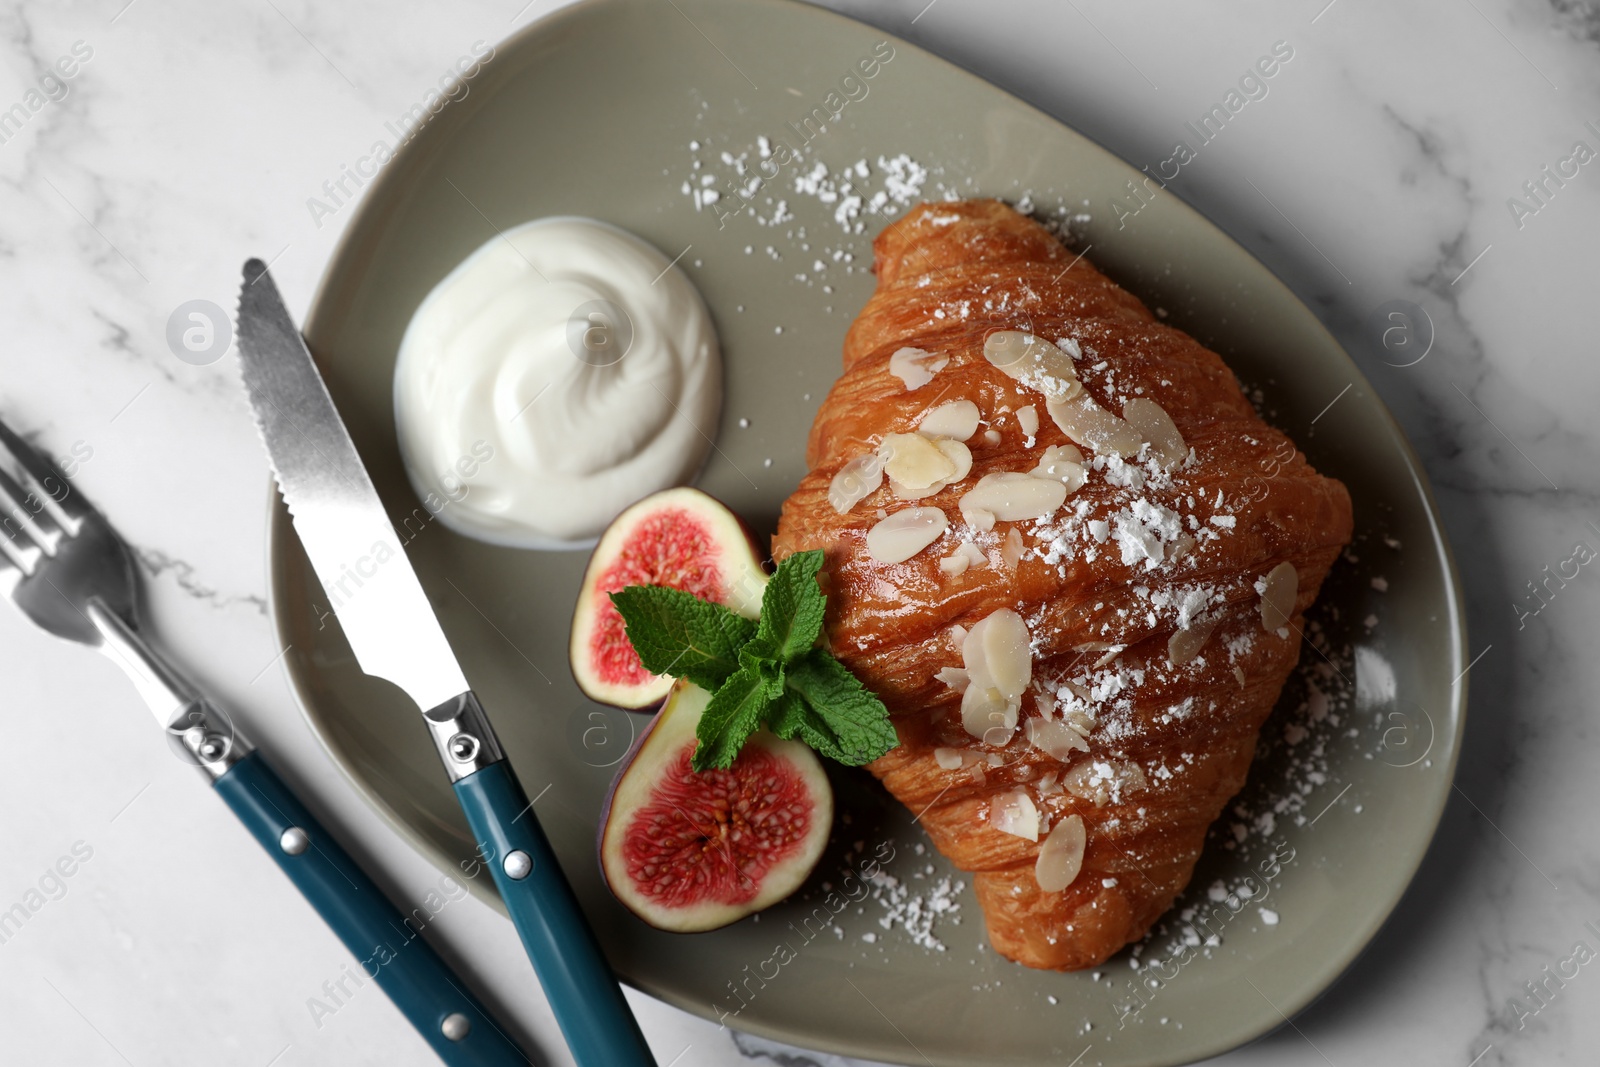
[0,505,40,576]
[0,540,22,594]
[0,463,66,551]
[0,415,89,523]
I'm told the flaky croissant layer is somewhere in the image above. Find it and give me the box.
[773,199,1352,970]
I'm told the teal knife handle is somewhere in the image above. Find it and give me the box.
[214,751,530,1066]
[453,760,656,1067]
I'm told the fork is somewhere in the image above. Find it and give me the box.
[0,415,530,1066]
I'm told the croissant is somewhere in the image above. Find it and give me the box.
[772,200,1352,970]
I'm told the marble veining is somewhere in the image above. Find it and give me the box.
[0,0,1594,1064]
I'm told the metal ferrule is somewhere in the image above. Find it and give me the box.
[87,600,252,779]
[168,696,254,779]
[423,691,505,782]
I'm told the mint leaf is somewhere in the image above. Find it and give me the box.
[745,550,827,664]
[692,662,782,772]
[609,586,756,692]
[765,690,841,757]
[770,649,899,766]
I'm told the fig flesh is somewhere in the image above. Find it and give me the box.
[599,681,833,932]
[570,487,767,710]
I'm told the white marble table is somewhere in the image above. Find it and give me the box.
[0,0,1594,1064]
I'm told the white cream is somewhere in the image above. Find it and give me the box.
[393,217,720,547]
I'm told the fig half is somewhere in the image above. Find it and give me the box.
[569,487,767,710]
[599,681,833,932]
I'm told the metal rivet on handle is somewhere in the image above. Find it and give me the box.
[440,1013,471,1041]
[447,733,479,763]
[279,827,309,855]
[503,850,532,880]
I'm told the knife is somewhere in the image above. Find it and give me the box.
[235,259,658,1067]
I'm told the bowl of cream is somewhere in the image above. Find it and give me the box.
[393,217,721,548]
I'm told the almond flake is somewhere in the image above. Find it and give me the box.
[1047,393,1141,458]
[941,542,986,575]
[1001,528,1025,569]
[959,472,1067,524]
[1016,404,1039,437]
[1027,717,1089,761]
[990,790,1041,842]
[1168,615,1222,665]
[983,331,1083,400]
[1258,562,1298,632]
[866,507,948,563]
[889,346,948,390]
[1123,397,1187,468]
[1035,814,1086,892]
[1092,645,1125,669]
[828,452,883,513]
[963,609,1032,701]
[880,433,957,498]
[961,685,1018,745]
[918,400,981,440]
[936,438,973,484]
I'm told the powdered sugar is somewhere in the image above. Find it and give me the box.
[683,139,938,235]
[866,867,965,952]
[1110,499,1185,569]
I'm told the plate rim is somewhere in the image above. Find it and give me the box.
[271,0,1470,1062]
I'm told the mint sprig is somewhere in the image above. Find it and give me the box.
[608,549,899,772]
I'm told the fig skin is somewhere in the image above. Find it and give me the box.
[569,486,769,712]
[597,681,834,933]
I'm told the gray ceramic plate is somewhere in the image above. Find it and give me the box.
[269,1,1467,1064]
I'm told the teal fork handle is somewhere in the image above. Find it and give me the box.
[215,751,531,1066]
[453,759,655,1067]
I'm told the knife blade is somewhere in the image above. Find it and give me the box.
[236,259,657,1067]
[235,260,467,713]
